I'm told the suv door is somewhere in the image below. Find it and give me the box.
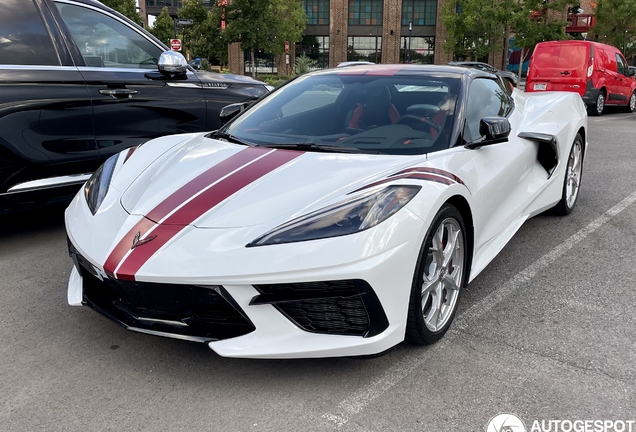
[0,0,97,194]
[52,0,207,159]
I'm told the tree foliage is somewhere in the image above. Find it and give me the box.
[225,0,306,75]
[178,0,228,64]
[100,0,143,26]
[441,0,572,61]
[150,6,174,45]
[589,0,636,56]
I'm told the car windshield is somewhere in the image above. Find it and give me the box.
[222,72,461,155]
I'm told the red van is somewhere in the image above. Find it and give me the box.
[526,40,636,116]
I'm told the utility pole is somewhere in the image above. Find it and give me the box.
[408,21,412,63]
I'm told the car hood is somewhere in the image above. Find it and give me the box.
[196,71,267,86]
[120,135,423,228]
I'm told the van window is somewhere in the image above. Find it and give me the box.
[616,54,627,76]
[0,0,60,66]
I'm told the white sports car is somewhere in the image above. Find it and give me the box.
[65,65,587,359]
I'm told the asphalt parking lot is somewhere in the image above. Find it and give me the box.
[1,109,635,432]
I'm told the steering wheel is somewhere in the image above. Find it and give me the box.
[396,115,442,133]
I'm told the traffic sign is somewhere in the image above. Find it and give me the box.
[285,54,290,65]
[285,41,290,53]
[170,39,182,51]
[176,19,194,25]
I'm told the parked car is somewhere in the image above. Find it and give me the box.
[337,61,376,67]
[526,40,636,116]
[448,61,518,91]
[189,58,201,70]
[0,0,270,213]
[66,65,587,358]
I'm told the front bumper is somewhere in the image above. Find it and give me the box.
[66,193,426,358]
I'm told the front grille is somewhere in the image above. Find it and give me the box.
[71,247,255,341]
[253,280,389,338]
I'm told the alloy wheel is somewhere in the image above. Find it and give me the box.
[421,218,464,332]
[566,141,583,209]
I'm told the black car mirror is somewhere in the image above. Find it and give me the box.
[629,68,636,77]
[219,102,249,124]
[465,117,511,149]
[158,51,188,74]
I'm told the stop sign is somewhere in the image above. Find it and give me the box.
[170,39,182,51]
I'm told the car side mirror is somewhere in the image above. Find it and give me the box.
[158,51,188,74]
[465,117,511,149]
[629,69,635,77]
[219,102,249,124]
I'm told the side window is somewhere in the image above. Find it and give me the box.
[55,2,162,69]
[0,0,60,66]
[616,54,627,76]
[463,78,512,143]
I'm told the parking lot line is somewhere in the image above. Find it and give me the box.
[321,190,636,429]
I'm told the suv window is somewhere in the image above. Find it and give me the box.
[55,2,162,69]
[616,54,627,76]
[464,78,512,143]
[0,0,60,66]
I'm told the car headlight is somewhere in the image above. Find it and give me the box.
[84,154,118,214]
[247,185,421,247]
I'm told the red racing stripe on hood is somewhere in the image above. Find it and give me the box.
[103,146,271,277]
[114,149,303,281]
[391,167,466,186]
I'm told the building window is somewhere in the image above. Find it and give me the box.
[400,36,434,64]
[348,0,383,26]
[401,0,436,26]
[296,36,330,69]
[303,0,329,25]
[347,36,382,63]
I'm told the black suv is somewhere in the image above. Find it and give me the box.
[0,0,270,212]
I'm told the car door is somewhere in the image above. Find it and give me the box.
[51,0,207,159]
[614,53,631,102]
[0,0,97,193]
[464,78,537,257]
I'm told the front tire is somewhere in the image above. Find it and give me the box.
[589,91,605,116]
[405,204,468,345]
[623,91,636,113]
[552,134,584,216]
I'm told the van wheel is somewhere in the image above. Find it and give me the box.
[589,91,605,116]
[624,92,636,113]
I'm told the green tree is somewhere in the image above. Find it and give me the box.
[441,0,514,61]
[100,0,143,26]
[512,0,572,81]
[589,0,636,56]
[178,0,228,65]
[150,6,174,45]
[225,0,306,77]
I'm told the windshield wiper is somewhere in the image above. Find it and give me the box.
[259,143,385,154]
[209,131,255,147]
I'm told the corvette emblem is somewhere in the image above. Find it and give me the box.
[131,231,157,249]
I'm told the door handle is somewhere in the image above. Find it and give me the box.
[99,88,139,99]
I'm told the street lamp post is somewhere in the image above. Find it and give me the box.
[624,30,628,55]
[408,21,412,63]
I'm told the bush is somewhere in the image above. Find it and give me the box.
[257,75,295,87]
[295,54,316,75]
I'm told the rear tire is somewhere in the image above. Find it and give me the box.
[552,134,584,216]
[623,91,636,113]
[588,91,605,116]
[405,204,468,345]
